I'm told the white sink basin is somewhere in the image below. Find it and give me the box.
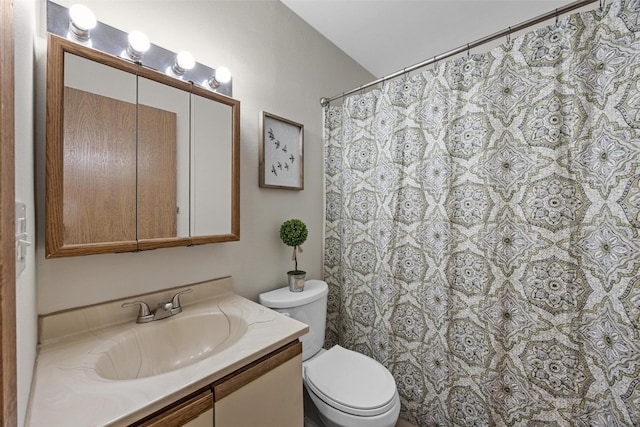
[94,312,248,380]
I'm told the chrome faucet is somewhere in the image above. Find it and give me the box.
[121,288,193,323]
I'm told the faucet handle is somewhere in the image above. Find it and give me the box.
[121,301,153,323]
[170,288,193,314]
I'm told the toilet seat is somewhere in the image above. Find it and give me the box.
[303,345,398,417]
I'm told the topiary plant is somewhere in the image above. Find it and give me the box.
[280,219,308,273]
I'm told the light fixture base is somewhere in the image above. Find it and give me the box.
[69,22,91,41]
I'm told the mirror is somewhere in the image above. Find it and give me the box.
[136,76,190,240]
[46,34,240,257]
[191,92,233,237]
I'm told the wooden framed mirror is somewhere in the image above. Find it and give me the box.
[46,34,240,258]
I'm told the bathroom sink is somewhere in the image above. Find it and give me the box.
[94,312,247,380]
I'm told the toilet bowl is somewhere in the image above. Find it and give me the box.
[259,280,400,427]
[304,346,400,427]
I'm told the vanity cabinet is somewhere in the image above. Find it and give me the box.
[130,340,303,427]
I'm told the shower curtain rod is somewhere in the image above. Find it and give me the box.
[320,0,601,107]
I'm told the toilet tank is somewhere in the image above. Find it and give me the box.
[259,280,328,361]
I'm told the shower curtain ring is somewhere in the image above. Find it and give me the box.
[506,27,511,45]
[555,9,559,26]
[467,44,470,58]
[600,0,605,11]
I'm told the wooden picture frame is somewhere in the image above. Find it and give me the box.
[259,111,304,190]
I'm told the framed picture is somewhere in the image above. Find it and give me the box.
[259,111,304,190]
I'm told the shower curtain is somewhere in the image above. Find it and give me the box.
[323,1,640,425]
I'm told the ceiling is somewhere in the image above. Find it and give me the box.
[281,0,578,78]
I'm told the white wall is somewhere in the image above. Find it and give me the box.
[14,0,38,425]
[35,1,373,314]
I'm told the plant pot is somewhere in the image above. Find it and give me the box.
[287,270,306,292]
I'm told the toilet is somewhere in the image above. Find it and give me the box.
[259,280,401,427]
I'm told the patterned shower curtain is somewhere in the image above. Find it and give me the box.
[323,1,640,425]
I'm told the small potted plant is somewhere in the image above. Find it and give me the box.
[280,218,308,292]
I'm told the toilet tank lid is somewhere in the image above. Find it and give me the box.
[259,279,328,308]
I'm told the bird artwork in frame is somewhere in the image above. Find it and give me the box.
[259,111,304,190]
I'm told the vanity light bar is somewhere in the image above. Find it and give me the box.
[46,0,233,97]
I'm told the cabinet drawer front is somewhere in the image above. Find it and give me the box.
[214,340,302,401]
[215,353,303,427]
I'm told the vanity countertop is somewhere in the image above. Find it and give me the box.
[26,279,308,426]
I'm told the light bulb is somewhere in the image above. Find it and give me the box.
[126,30,150,61]
[69,4,96,31]
[204,66,232,90]
[68,4,96,42]
[170,51,195,77]
[176,51,195,71]
[215,66,231,84]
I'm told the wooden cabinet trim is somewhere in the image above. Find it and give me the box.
[137,237,192,251]
[45,33,66,257]
[0,0,17,424]
[45,241,139,258]
[130,389,213,427]
[214,340,302,401]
